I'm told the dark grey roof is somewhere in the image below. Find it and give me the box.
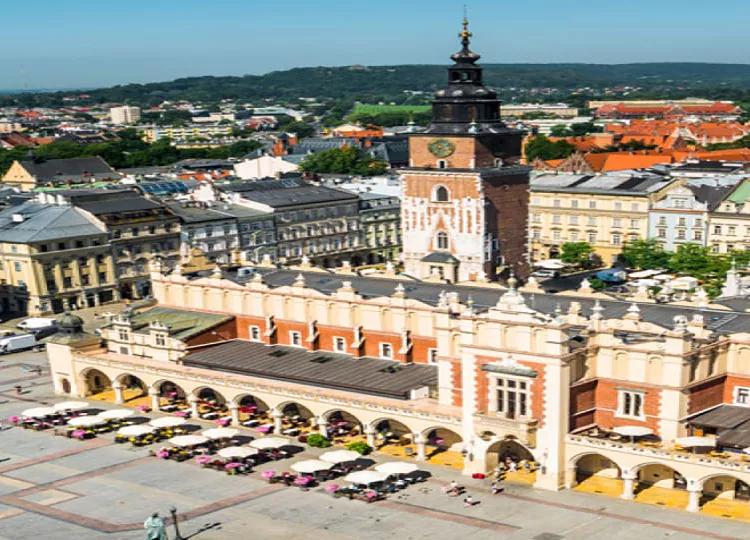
[166,202,270,223]
[688,184,736,211]
[220,178,358,208]
[288,138,359,155]
[689,405,750,430]
[65,190,165,215]
[0,202,105,243]
[368,139,409,166]
[421,252,460,264]
[207,267,750,336]
[19,157,116,183]
[184,340,437,400]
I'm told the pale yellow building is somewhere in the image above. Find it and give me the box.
[0,200,117,315]
[707,179,750,254]
[529,172,670,264]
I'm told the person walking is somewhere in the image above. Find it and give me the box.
[144,512,167,540]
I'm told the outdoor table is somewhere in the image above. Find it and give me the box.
[161,405,178,412]
[202,412,219,420]
[282,427,300,436]
[243,420,260,427]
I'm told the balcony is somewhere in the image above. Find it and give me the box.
[474,413,538,447]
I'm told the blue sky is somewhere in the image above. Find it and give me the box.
[2,0,749,89]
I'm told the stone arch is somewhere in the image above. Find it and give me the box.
[80,368,112,396]
[569,452,623,485]
[697,473,750,502]
[152,379,187,400]
[321,409,364,438]
[193,386,227,405]
[369,417,415,440]
[233,393,271,412]
[487,438,536,472]
[433,185,450,203]
[633,461,689,490]
[115,373,148,391]
[421,426,463,449]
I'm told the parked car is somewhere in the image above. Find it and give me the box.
[29,324,59,341]
[531,269,560,279]
[17,317,56,331]
[0,333,37,354]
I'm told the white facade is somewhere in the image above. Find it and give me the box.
[233,155,299,180]
[110,106,141,125]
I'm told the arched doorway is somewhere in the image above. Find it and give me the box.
[370,418,414,458]
[487,438,536,483]
[117,374,148,405]
[699,475,750,519]
[194,387,228,419]
[570,453,622,496]
[82,369,111,398]
[235,394,271,424]
[633,463,688,509]
[422,427,463,469]
[156,380,187,412]
[60,378,71,394]
[323,410,363,443]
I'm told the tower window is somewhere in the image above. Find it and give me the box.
[434,185,450,202]
[437,160,447,169]
[436,231,449,250]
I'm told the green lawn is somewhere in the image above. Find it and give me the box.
[352,103,431,115]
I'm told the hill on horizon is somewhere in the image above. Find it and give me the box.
[4,62,750,107]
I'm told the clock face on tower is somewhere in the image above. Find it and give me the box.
[427,138,456,158]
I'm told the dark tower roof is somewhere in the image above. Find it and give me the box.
[427,18,512,136]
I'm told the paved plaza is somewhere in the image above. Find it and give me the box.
[0,351,748,540]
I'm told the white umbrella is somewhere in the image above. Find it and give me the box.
[98,409,134,420]
[21,407,56,418]
[149,417,187,429]
[675,436,716,448]
[320,450,361,464]
[612,426,654,442]
[249,437,289,450]
[344,470,389,485]
[291,459,333,474]
[375,462,419,475]
[202,427,239,440]
[53,401,89,412]
[168,435,208,447]
[117,425,155,437]
[217,446,258,459]
[67,416,106,428]
[743,447,750,455]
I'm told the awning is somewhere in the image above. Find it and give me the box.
[689,405,750,430]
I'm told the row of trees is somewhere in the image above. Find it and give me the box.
[0,129,261,174]
[299,147,387,176]
[524,135,575,162]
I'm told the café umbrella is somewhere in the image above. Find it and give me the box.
[53,401,89,412]
[612,425,653,443]
[675,436,716,453]
[320,450,361,464]
[218,446,258,459]
[98,409,134,420]
[202,427,239,440]
[291,460,333,474]
[67,416,106,428]
[374,462,419,476]
[21,407,56,418]
[150,417,187,429]
[168,435,208,447]
[117,425,155,437]
[249,437,289,450]
[344,470,389,486]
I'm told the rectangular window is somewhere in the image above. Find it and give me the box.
[289,331,302,347]
[678,217,686,227]
[677,229,686,240]
[614,202,622,211]
[631,203,639,211]
[612,218,621,228]
[694,230,703,241]
[552,230,561,241]
[118,329,129,341]
[587,232,597,243]
[734,386,750,406]
[428,348,438,364]
[571,200,579,208]
[333,336,346,352]
[569,215,578,225]
[553,199,561,207]
[714,225,722,234]
[612,233,621,246]
[249,325,261,341]
[13,262,21,272]
[630,219,639,229]
[587,216,596,226]
[657,228,667,238]
[379,343,393,359]
[589,201,597,209]
[618,390,645,418]
[552,215,561,225]
[155,335,166,347]
[494,377,529,419]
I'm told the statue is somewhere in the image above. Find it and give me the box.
[144,512,167,540]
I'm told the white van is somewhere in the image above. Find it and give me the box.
[0,334,37,354]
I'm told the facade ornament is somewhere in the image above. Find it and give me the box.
[393,283,406,298]
[300,255,312,268]
[578,278,593,295]
[293,273,306,287]
[625,302,641,321]
[437,290,449,309]
[211,264,223,279]
[590,300,604,320]
[673,315,689,333]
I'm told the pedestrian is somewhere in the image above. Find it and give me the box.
[143,512,167,540]
[463,494,477,507]
[491,480,503,495]
[14,385,21,395]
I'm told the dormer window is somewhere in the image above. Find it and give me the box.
[433,185,450,202]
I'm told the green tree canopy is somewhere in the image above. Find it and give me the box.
[620,239,670,270]
[299,147,387,176]
[525,135,575,162]
[560,242,594,266]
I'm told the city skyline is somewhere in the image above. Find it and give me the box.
[2,0,749,90]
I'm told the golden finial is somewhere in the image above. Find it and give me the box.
[459,6,472,42]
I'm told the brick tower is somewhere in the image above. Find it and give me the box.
[400,18,530,282]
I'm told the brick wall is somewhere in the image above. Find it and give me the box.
[569,379,597,430]
[593,379,661,432]
[723,375,750,404]
[687,376,726,414]
[482,173,530,278]
[186,318,238,347]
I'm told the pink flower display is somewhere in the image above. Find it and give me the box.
[224,462,242,471]
[324,483,340,494]
[156,449,170,459]
[294,476,312,487]
[261,470,276,480]
[71,429,87,440]
[8,416,19,424]
[195,455,212,465]
[174,411,189,418]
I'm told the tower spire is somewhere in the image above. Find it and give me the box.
[460,8,472,51]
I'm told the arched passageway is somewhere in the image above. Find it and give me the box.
[569,453,623,497]
[487,438,536,484]
[323,410,364,445]
[82,369,111,396]
[155,380,188,412]
[630,463,689,510]
[699,475,750,520]
[422,427,463,469]
[234,394,272,426]
[193,387,228,419]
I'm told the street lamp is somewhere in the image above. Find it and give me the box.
[169,506,185,540]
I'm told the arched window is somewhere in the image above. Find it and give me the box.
[434,185,450,202]
[436,231,449,250]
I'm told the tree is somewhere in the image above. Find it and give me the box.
[560,242,594,267]
[668,243,724,280]
[277,120,315,138]
[524,135,575,162]
[619,239,670,270]
[550,124,571,137]
[299,146,387,176]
